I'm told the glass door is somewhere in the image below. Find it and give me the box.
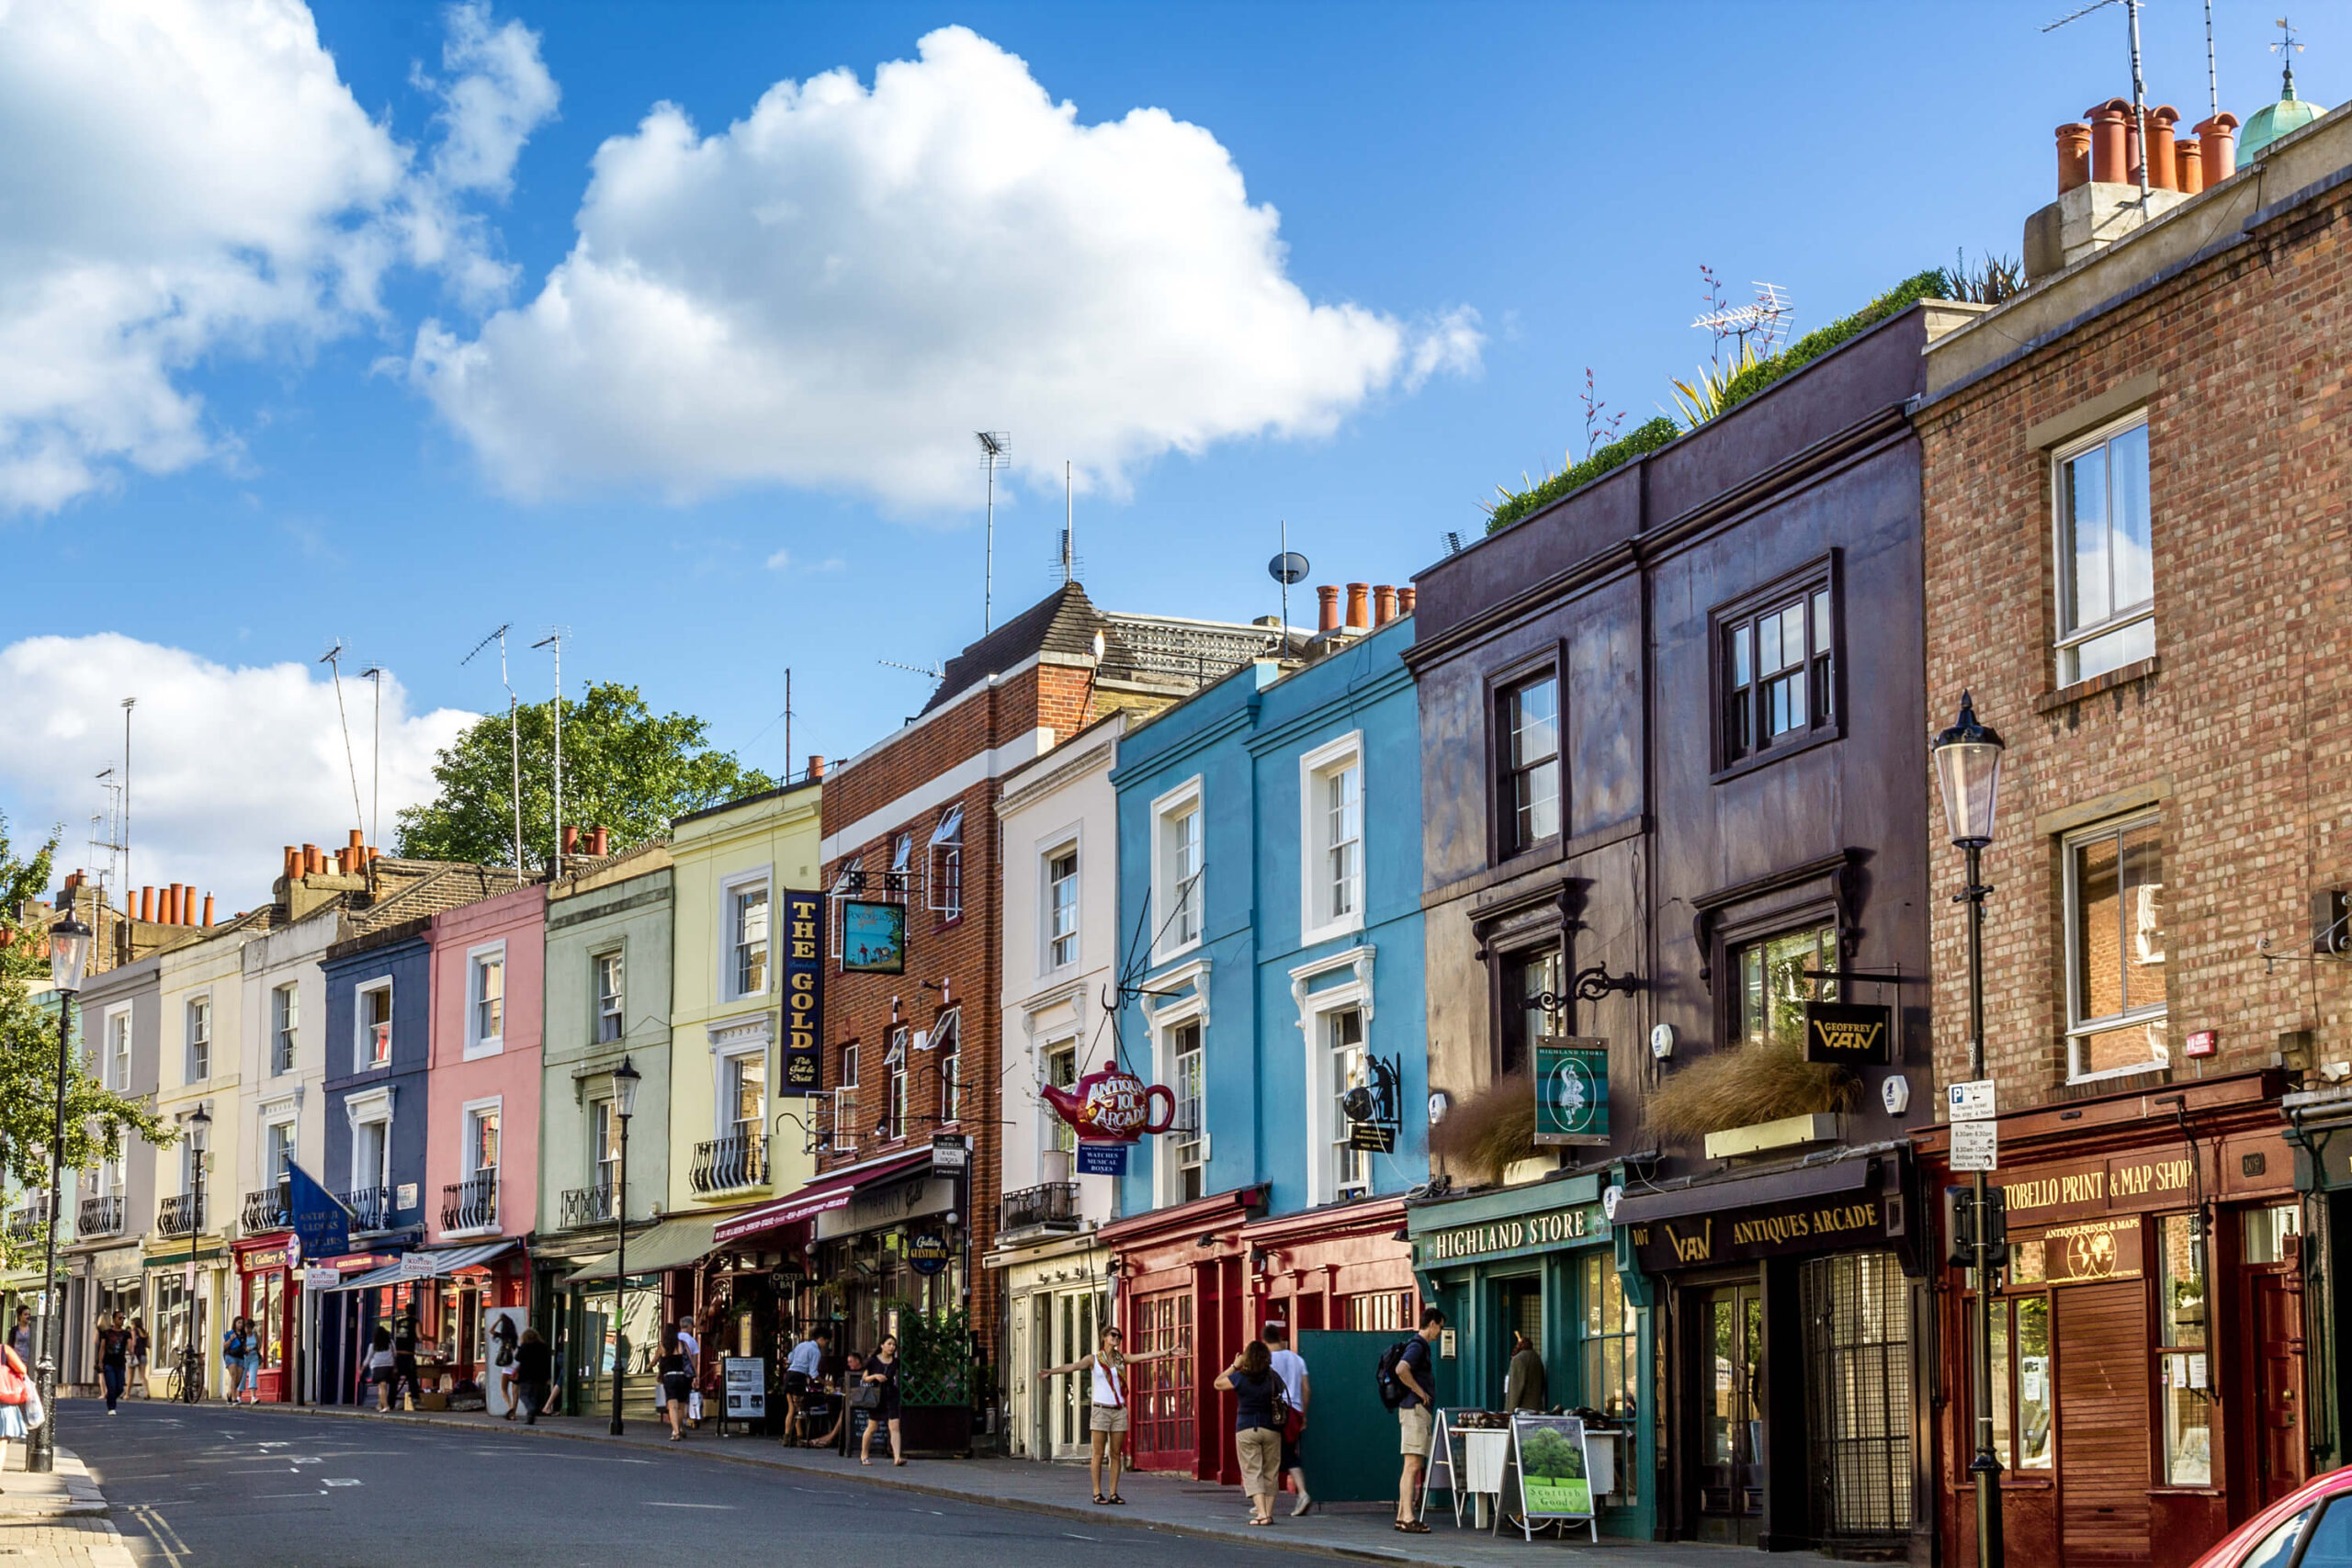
[1697,1281,1765,1546]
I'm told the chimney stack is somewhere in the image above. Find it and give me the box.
[1398,586,1418,616]
[2056,122,2092,192]
[2145,106,2180,191]
[1344,583,1371,631]
[140,886,154,923]
[2196,113,2239,182]
[1373,585,1398,626]
[808,755,826,781]
[1316,585,1340,634]
[202,894,215,928]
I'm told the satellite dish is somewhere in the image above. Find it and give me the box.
[1268,552,1309,585]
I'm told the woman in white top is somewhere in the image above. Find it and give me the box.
[1038,1325,1183,1506]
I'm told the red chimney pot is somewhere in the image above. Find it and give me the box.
[2176,139,2204,195]
[139,886,154,923]
[1344,582,1371,631]
[202,895,215,928]
[2087,99,2131,184]
[1316,585,1340,634]
[2057,122,2092,193]
[2145,106,2180,191]
[808,755,826,780]
[2196,113,2239,182]
[1374,585,1399,626]
[1398,587,1418,615]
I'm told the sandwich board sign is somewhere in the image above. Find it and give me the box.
[1499,1413,1600,1541]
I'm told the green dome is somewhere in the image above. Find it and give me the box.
[2243,68,2324,162]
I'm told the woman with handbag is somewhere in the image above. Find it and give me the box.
[857,1334,904,1467]
[0,1339,39,1485]
[1215,1340,1286,1527]
[656,1324,693,1441]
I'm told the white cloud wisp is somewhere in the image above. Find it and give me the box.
[413,25,1480,511]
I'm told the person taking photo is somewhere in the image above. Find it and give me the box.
[1038,1325,1182,1506]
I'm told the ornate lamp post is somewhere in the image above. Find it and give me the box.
[608,1055,639,1436]
[1933,692,2006,1568]
[182,1103,210,1404]
[30,911,93,1472]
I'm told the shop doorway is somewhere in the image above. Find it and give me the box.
[1491,1278,1541,1411]
[1696,1281,1765,1546]
[2242,1203,2308,1507]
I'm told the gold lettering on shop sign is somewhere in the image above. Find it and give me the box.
[1424,1208,1590,1262]
[1661,1219,1713,1264]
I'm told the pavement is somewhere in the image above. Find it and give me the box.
[0,1444,139,1567]
[155,1396,1849,1567]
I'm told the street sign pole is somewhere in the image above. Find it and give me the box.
[1961,840,2005,1566]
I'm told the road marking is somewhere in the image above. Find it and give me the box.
[324,1478,361,1486]
[128,1504,191,1568]
[1063,1532,1095,1540]
[645,1501,735,1509]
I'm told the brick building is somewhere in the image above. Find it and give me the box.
[793,583,1291,1448]
[1913,86,2350,1568]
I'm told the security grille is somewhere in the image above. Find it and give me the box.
[1801,1250,1913,1540]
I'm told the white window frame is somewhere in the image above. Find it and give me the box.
[1041,834,1081,976]
[715,1042,769,1144]
[262,1114,298,1190]
[928,807,965,919]
[1151,776,1206,964]
[184,993,211,1086]
[2052,412,2155,685]
[718,865,774,1003]
[344,1086,396,1195]
[2063,810,2169,1083]
[1291,944,1378,1207]
[1039,1032,1081,1158]
[464,942,506,1058]
[461,1095,503,1179]
[884,1026,910,1142]
[270,982,300,1076]
[1298,731,1366,947]
[931,1008,963,1125]
[593,947,626,1044]
[589,1098,620,1192]
[827,858,863,961]
[355,978,393,1074]
[101,1003,132,1092]
[1149,978,1210,1209]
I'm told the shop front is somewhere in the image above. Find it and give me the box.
[232,1236,298,1403]
[1102,1184,1268,1482]
[1616,1142,1925,1558]
[993,1229,1113,1462]
[1408,1173,1649,1538]
[142,1243,227,1398]
[320,1240,528,1410]
[311,1250,404,1404]
[560,1217,717,1422]
[2285,1081,2352,1483]
[1921,1071,2301,1568]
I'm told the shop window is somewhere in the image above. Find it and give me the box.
[594,952,624,1044]
[2244,1203,2302,1264]
[1044,845,1080,971]
[1153,783,1204,958]
[357,980,392,1070]
[1169,1020,1205,1201]
[1043,1039,1078,1156]
[1327,1008,1370,1199]
[1721,575,1836,768]
[928,807,964,920]
[1580,1254,1639,1480]
[1801,1252,1911,1537]
[1342,1291,1416,1333]
[1498,672,1561,857]
[1980,1292,2053,1472]
[2065,814,2167,1080]
[1736,924,1837,1051]
[184,996,210,1083]
[1134,1291,1194,1460]
[2156,1213,2211,1484]
[272,983,299,1075]
[1498,943,1565,1080]
[2054,416,2154,684]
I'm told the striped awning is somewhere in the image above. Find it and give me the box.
[320,1239,519,1292]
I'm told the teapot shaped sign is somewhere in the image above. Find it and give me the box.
[1040,1065,1175,1145]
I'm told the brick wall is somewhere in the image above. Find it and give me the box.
[1919,180,2352,1109]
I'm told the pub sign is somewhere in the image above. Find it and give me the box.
[781,892,825,1094]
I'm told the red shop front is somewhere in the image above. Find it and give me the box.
[1239,1195,1419,1337]
[233,1236,298,1403]
[1104,1186,1265,1482]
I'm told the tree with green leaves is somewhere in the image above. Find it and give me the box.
[395,682,777,866]
[0,817,175,1270]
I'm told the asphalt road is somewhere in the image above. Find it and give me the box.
[63,1400,1301,1567]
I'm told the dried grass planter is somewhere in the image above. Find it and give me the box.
[1643,1039,1858,1143]
[1430,1071,1538,1187]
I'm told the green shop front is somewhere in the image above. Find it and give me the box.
[1408,1172,1653,1542]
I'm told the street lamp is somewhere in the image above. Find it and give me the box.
[30,912,92,1472]
[608,1055,639,1436]
[182,1103,210,1404]
[1933,691,2005,1568]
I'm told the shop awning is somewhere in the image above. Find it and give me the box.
[320,1239,520,1292]
[1611,1153,1883,1227]
[560,1218,718,1286]
[710,1150,933,1247]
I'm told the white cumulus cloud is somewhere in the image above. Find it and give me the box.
[0,0,557,513]
[411,25,1479,511]
[0,636,475,913]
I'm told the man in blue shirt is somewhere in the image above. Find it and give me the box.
[783,1325,831,1444]
[1395,1306,1444,1532]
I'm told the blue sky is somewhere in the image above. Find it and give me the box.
[1,0,2336,907]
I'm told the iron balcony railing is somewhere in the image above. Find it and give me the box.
[341,1187,395,1232]
[5,1201,46,1243]
[560,1182,619,1228]
[689,1132,765,1195]
[1000,1181,1081,1234]
[77,1193,123,1237]
[441,1173,497,1233]
[157,1192,205,1237]
[242,1184,290,1234]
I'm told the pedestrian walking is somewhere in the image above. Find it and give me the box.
[675,1316,703,1427]
[364,1327,399,1412]
[1264,1321,1313,1515]
[657,1324,693,1441]
[783,1325,829,1444]
[514,1328,553,1426]
[1383,1305,1443,1533]
[1215,1340,1285,1527]
[129,1317,149,1397]
[391,1312,422,1412]
[96,1312,131,1414]
[0,1339,35,1485]
[8,1309,30,1369]
[1503,1329,1547,1413]
[1036,1325,1182,1505]
[221,1317,253,1404]
[491,1314,520,1420]
[858,1333,904,1466]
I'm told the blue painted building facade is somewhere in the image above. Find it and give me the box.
[1103,612,1427,1484]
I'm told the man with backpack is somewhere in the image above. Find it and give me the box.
[1382,1305,1444,1533]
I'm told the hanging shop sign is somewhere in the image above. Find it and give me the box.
[1075,1144,1129,1177]
[1341,1055,1402,1153]
[1039,1066,1175,1144]
[782,891,825,1094]
[930,1134,968,1173]
[2037,1215,2144,1284]
[908,1231,952,1277]
[842,900,907,975]
[1803,1001,1892,1067]
[1533,1038,1610,1146]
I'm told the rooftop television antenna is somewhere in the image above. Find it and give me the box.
[358,666,386,857]
[533,629,568,876]
[877,658,948,681]
[462,624,523,874]
[2045,0,2153,210]
[321,640,367,855]
[1692,283,1795,360]
[119,696,134,897]
[978,431,1011,634]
